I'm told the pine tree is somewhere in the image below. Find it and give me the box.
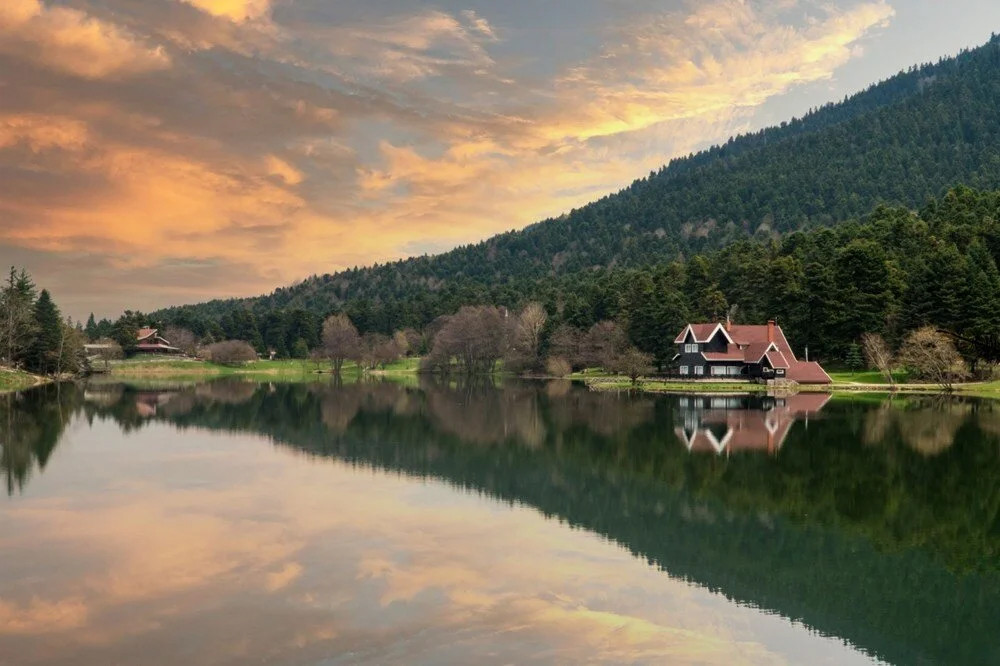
[84,313,98,341]
[25,290,62,375]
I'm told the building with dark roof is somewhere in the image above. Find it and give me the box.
[672,320,831,384]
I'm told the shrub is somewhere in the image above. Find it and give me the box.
[545,356,572,378]
[203,340,257,365]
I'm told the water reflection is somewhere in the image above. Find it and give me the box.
[3,379,1000,664]
[675,393,831,454]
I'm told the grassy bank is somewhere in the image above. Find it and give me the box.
[107,356,337,378]
[0,367,50,393]
[105,355,427,381]
[585,369,1000,397]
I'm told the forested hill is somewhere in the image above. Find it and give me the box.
[156,35,1000,322]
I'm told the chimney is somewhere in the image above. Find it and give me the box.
[725,315,732,332]
[767,319,776,343]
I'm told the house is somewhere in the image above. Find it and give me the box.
[674,393,832,455]
[135,328,180,354]
[672,319,831,384]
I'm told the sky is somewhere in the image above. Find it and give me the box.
[1,0,999,319]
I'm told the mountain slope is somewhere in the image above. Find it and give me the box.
[157,36,1000,323]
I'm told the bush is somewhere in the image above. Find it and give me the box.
[545,356,572,377]
[203,340,257,365]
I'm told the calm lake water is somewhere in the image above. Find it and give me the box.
[1,379,999,665]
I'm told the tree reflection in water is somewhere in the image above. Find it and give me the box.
[4,378,1000,664]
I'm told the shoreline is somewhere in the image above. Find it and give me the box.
[8,355,1000,400]
[582,376,1000,397]
[0,367,53,394]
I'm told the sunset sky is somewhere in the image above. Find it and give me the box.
[1,0,999,319]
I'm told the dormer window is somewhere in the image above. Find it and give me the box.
[684,343,699,353]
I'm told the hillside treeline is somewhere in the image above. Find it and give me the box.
[151,35,1000,325]
[98,187,1000,372]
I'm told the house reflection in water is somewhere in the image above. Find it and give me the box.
[674,393,831,455]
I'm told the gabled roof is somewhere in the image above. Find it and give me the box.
[137,327,158,341]
[673,323,734,345]
[764,350,789,369]
[786,361,832,384]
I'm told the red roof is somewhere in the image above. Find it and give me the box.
[674,323,732,344]
[137,327,157,341]
[764,350,789,369]
[786,361,832,384]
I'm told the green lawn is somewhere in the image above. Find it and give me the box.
[109,356,336,377]
[828,370,909,385]
[107,355,429,380]
[0,367,47,393]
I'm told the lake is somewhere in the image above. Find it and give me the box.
[1,379,998,665]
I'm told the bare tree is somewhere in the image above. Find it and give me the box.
[321,314,361,374]
[392,330,411,357]
[548,325,582,369]
[92,338,123,371]
[426,306,512,374]
[163,326,198,356]
[898,326,968,391]
[861,332,895,388]
[545,356,572,378]
[608,347,653,385]
[515,303,547,359]
[359,333,402,370]
[581,321,628,370]
[203,340,257,365]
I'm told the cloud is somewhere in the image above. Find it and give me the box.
[0,0,895,317]
[180,0,271,22]
[0,419,866,662]
[0,0,170,79]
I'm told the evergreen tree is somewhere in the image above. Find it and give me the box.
[84,313,98,341]
[25,290,62,375]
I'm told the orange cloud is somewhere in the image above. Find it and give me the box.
[0,0,169,79]
[181,0,271,22]
[0,1,895,316]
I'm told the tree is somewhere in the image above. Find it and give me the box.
[57,319,86,374]
[845,344,864,371]
[0,267,37,366]
[111,311,145,356]
[898,327,968,391]
[359,333,401,370]
[581,321,627,370]
[321,314,361,374]
[163,326,198,356]
[84,313,98,341]
[92,338,123,371]
[548,325,582,368]
[425,306,511,374]
[608,347,653,385]
[24,290,62,375]
[545,356,572,377]
[515,303,547,361]
[203,340,257,365]
[291,338,310,359]
[861,333,895,387]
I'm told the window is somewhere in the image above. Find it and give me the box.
[694,366,704,376]
[711,366,726,376]
[727,366,742,376]
[683,343,699,353]
[679,366,689,375]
